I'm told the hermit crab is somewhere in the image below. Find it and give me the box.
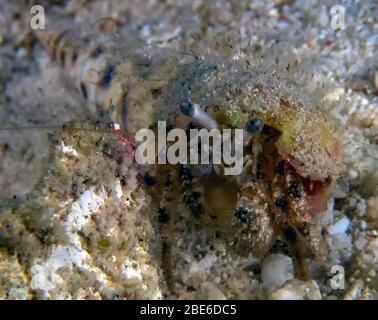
[6,23,343,294]
[153,56,343,284]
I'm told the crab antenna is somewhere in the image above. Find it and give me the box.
[179,98,217,130]
[0,125,112,134]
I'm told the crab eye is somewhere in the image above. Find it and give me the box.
[179,98,217,130]
[179,98,195,117]
[245,118,264,134]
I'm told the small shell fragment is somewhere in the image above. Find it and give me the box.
[329,216,350,235]
[270,279,322,300]
[261,254,294,290]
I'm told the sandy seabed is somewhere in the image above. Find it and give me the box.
[0,0,377,299]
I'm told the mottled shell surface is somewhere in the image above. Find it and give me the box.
[228,71,343,181]
[160,57,342,182]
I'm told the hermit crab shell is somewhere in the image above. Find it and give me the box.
[229,73,343,182]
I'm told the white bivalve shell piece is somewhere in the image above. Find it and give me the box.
[261,254,294,290]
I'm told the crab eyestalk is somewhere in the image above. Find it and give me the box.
[179,98,217,130]
[243,117,264,144]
